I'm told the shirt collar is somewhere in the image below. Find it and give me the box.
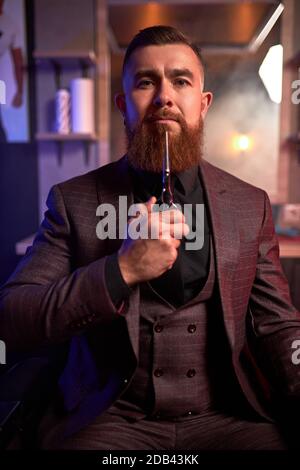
[129,165,161,199]
[129,163,200,199]
[174,165,199,196]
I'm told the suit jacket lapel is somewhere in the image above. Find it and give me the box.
[96,155,133,246]
[200,159,239,349]
[96,156,140,358]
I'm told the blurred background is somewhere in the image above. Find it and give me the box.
[0,0,299,307]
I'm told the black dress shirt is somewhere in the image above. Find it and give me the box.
[105,164,210,307]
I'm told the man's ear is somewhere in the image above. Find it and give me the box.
[200,91,213,120]
[115,93,126,117]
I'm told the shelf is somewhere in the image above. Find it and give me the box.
[33,50,98,66]
[35,132,98,142]
[34,50,98,164]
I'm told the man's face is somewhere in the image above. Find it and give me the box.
[116,44,212,136]
[116,43,213,173]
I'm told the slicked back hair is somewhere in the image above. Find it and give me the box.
[122,25,205,85]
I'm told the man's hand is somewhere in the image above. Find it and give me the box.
[118,197,189,286]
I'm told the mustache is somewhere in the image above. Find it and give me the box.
[144,110,182,124]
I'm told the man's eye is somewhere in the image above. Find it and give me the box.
[137,79,154,88]
[174,78,190,87]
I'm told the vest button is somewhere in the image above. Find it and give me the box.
[188,324,197,333]
[154,368,164,377]
[187,368,196,378]
[154,324,163,333]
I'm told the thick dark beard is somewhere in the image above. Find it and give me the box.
[125,111,204,173]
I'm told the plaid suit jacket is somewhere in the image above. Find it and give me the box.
[1,156,300,435]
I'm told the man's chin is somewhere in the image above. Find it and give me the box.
[126,117,204,173]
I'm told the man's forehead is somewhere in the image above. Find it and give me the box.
[125,44,201,74]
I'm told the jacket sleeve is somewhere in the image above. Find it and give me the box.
[248,191,300,399]
[0,184,125,352]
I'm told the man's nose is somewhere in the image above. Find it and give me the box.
[153,82,173,108]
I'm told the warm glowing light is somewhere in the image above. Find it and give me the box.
[259,44,283,104]
[233,134,252,152]
[140,3,161,29]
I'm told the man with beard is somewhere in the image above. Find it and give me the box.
[1,25,300,451]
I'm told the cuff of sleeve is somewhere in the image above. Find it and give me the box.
[105,252,132,308]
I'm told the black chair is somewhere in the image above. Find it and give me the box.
[0,345,68,449]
